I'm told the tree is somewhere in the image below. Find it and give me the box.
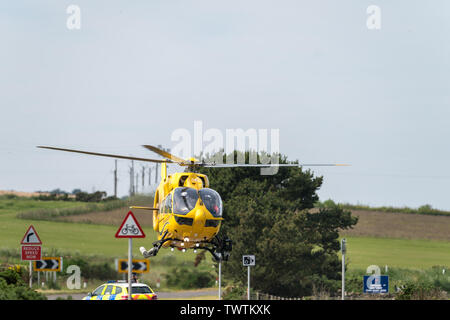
[197,151,357,297]
[75,191,107,202]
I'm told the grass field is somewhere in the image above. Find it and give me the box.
[344,236,450,270]
[2,196,450,273]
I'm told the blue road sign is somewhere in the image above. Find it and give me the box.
[363,275,389,294]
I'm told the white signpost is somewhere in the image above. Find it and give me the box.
[115,211,145,300]
[243,255,255,300]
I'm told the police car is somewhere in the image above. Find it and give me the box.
[83,281,157,300]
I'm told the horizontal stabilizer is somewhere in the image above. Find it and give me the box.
[129,206,158,211]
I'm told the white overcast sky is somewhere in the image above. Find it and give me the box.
[1,1,450,209]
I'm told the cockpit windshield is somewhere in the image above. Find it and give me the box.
[172,187,223,217]
[173,187,199,215]
[199,188,223,217]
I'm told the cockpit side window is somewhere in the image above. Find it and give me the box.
[199,188,223,217]
[173,188,199,215]
[166,193,172,213]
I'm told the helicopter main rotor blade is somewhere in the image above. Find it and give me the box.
[142,145,187,164]
[37,146,172,163]
[202,163,350,167]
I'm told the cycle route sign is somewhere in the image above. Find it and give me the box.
[115,211,145,238]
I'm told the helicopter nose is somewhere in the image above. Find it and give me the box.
[193,208,207,226]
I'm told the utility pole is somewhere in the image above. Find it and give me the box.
[114,160,118,198]
[148,167,151,186]
[129,161,135,196]
[135,173,139,194]
[129,164,132,196]
[141,166,145,192]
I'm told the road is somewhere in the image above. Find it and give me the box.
[46,288,218,300]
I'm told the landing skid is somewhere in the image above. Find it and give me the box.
[140,234,232,262]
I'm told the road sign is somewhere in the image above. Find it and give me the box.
[117,259,150,274]
[243,255,255,300]
[21,225,42,245]
[242,255,255,267]
[33,257,62,272]
[363,275,389,294]
[21,246,42,261]
[115,211,146,300]
[115,211,145,238]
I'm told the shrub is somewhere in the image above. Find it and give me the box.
[0,269,22,285]
[395,281,447,300]
[322,199,337,208]
[345,273,363,294]
[222,286,246,300]
[164,267,215,289]
[64,256,116,280]
[0,269,46,300]
[75,191,106,202]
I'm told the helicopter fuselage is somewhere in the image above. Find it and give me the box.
[153,169,223,249]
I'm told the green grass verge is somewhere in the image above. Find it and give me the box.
[344,236,450,270]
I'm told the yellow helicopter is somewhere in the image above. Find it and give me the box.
[37,144,347,261]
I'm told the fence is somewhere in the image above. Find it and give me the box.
[250,291,302,300]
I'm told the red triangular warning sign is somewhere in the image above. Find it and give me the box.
[21,225,42,245]
[115,211,145,238]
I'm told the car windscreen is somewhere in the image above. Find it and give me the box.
[199,188,222,217]
[131,286,153,294]
[173,187,199,215]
